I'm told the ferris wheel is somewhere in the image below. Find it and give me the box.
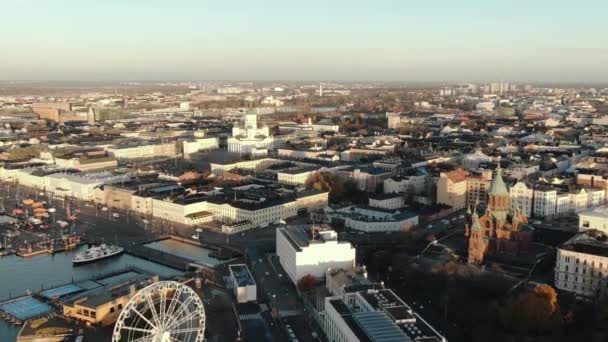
[112,281,206,342]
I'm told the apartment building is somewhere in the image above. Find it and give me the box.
[436,168,467,209]
[509,181,534,217]
[107,141,176,160]
[555,231,608,298]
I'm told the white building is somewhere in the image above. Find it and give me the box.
[368,194,405,210]
[182,137,219,154]
[140,187,328,231]
[533,186,605,218]
[329,206,418,232]
[383,173,427,195]
[276,226,356,285]
[324,288,447,342]
[229,264,257,303]
[228,113,276,156]
[534,187,557,218]
[509,181,533,217]
[277,166,320,186]
[579,207,608,234]
[210,158,281,177]
[555,231,608,298]
[47,171,131,201]
[462,149,493,170]
[107,141,176,160]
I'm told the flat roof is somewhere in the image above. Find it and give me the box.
[229,264,256,287]
[353,311,409,342]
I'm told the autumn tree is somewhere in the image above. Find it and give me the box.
[298,274,321,292]
[305,172,365,204]
[499,284,562,335]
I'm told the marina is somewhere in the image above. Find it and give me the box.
[0,245,184,341]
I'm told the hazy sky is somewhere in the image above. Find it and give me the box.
[2,0,607,82]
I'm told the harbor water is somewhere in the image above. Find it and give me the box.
[0,245,184,341]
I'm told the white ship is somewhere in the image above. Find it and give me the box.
[72,244,124,264]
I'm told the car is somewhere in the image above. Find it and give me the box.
[101,207,108,212]
[191,234,199,240]
[112,213,120,218]
[265,271,270,276]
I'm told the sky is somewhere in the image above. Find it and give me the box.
[1,0,607,82]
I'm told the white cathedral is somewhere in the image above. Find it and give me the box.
[227,113,276,157]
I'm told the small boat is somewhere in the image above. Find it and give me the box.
[72,244,123,265]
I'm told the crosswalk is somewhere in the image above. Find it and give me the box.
[277,309,301,318]
[239,313,263,321]
[239,309,302,321]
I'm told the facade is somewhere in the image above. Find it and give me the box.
[555,231,608,298]
[383,173,428,195]
[436,169,467,209]
[534,187,558,218]
[466,170,493,208]
[182,137,219,154]
[509,181,534,217]
[466,170,533,264]
[210,158,281,176]
[276,226,356,285]
[277,166,320,186]
[534,186,605,219]
[107,141,176,160]
[368,194,405,210]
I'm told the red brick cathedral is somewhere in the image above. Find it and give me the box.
[465,170,533,264]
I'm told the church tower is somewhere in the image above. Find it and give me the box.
[487,168,509,212]
[467,208,488,264]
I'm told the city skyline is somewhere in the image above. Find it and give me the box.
[2,0,607,82]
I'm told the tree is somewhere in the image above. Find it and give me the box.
[499,284,562,335]
[298,274,320,292]
[305,172,333,192]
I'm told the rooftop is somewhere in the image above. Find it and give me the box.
[229,264,256,287]
[561,230,608,258]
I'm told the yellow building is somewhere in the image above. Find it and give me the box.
[62,273,159,325]
[436,169,468,209]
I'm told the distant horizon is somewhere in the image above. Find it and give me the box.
[2,1,607,83]
[1,79,608,87]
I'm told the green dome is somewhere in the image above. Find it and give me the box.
[488,172,508,196]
